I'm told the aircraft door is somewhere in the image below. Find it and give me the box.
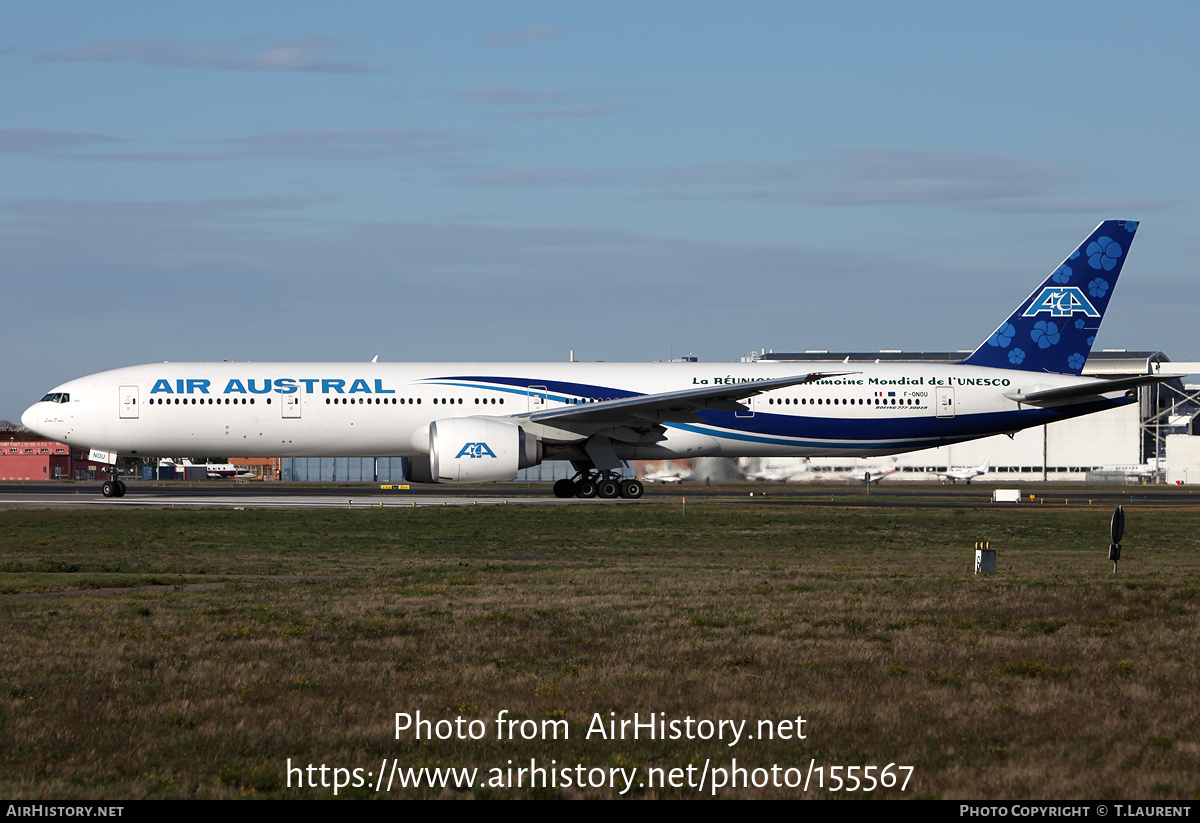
[282,388,302,419]
[936,387,955,418]
[527,385,548,412]
[119,386,139,419]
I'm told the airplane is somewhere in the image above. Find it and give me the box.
[1097,461,1161,479]
[641,461,691,484]
[842,459,898,484]
[21,220,1180,501]
[158,457,257,479]
[939,460,989,484]
[741,457,811,482]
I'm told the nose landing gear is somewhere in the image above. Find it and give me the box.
[101,480,127,498]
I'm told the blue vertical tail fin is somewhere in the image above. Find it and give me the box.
[961,220,1138,374]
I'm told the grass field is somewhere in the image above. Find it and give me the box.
[2,502,1198,799]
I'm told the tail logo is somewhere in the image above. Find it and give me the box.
[1021,287,1101,318]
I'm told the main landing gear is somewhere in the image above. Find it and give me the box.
[101,480,127,498]
[553,472,644,500]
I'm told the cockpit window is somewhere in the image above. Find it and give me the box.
[39,393,70,403]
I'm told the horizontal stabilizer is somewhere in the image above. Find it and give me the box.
[1004,374,1181,405]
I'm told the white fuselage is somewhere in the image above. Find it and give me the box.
[21,360,1128,462]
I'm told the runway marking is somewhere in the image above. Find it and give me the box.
[0,495,621,509]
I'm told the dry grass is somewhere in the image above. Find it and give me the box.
[1,504,1197,798]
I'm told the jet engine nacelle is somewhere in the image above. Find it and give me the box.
[405,417,542,483]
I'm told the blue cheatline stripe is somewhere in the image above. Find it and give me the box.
[422,378,606,405]
[663,421,950,451]
[426,375,636,399]
[422,380,549,400]
[416,376,1130,446]
[422,376,639,405]
[679,400,1127,441]
[425,376,966,437]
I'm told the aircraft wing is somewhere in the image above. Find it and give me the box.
[1005,374,1183,405]
[517,371,857,431]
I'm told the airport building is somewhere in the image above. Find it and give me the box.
[279,456,578,483]
[0,439,113,481]
[229,457,281,480]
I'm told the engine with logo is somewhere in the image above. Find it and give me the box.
[403,418,542,483]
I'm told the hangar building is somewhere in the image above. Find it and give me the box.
[0,439,113,481]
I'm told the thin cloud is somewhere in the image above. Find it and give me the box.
[967,196,1182,214]
[452,148,1150,214]
[645,162,807,186]
[453,84,565,105]
[451,83,611,120]
[454,166,632,187]
[491,107,614,120]
[6,127,471,163]
[781,149,1178,213]
[37,36,381,73]
[798,147,1073,205]
[1,195,326,225]
[456,162,805,188]
[480,27,565,47]
[219,128,469,160]
[0,128,119,154]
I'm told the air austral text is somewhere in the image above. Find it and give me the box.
[149,377,396,395]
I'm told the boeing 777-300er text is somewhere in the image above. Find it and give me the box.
[22,220,1177,500]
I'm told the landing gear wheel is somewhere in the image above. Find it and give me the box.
[597,478,621,499]
[101,481,117,498]
[553,478,577,498]
[620,479,644,499]
[576,479,598,498]
[115,480,126,497]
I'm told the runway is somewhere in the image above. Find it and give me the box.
[0,484,598,509]
[1,481,1197,510]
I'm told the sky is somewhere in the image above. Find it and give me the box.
[3,1,1199,422]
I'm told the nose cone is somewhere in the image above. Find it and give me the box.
[20,403,39,434]
[21,400,63,441]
